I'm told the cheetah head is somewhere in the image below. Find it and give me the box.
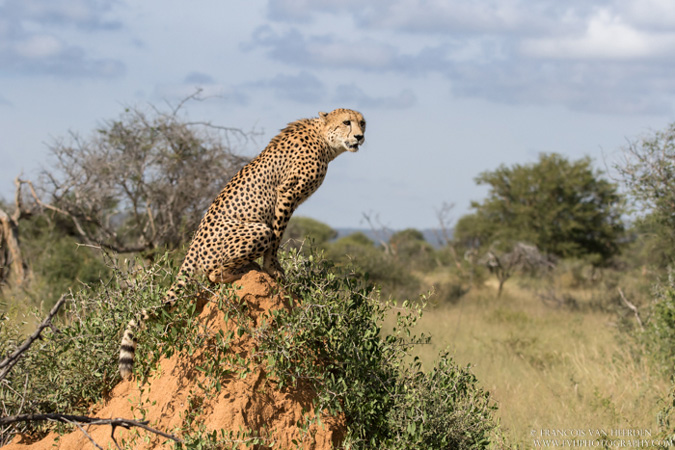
[320,109,366,154]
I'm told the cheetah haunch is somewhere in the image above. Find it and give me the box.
[119,108,366,378]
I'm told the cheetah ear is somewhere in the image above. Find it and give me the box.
[319,111,328,120]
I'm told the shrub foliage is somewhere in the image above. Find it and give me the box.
[0,253,174,445]
[0,249,498,449]
[272,250,497,448]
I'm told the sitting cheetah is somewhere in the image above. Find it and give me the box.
[119,108,366,378]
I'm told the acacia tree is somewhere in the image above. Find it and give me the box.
[25,99,251,256]
[615,123,675,264]
[479,242,553,297]
[455,153,625,264]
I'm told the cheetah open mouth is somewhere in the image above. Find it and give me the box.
[348,143,360,151]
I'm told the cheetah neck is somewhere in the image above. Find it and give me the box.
[325,146,347,162]
[306,118,345,162]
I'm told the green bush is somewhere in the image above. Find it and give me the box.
[616,123,675,265]
[643,275,675,374]
[2,213,111,311]
[325,233,421,301]
[261,249,498,448]
[0,249,499,449]
[387,354,496,449]
[0,254,175,445]
[389,228,437,272]
[282,216,338,250]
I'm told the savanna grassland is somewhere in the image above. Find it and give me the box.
[404,271,669,447]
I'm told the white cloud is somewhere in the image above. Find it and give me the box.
[246,25,463,76]
[448,58,675,115]
[521,9,675,60]
[622,0,675,30]
[245,26,404,72]
[246,11,675,114]
[361,0,531,33]
[15,34,64,59]
[266,0,596,35]
[0,0,125,77]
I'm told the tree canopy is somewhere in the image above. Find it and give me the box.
[615,122,675,264]
[29,102,251,255]
[455,153,625,264]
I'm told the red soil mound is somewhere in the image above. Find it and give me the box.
[5,271,345,450]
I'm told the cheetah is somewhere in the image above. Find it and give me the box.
[119,108,366,378]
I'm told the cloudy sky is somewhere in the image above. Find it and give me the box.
[1,0,674,229]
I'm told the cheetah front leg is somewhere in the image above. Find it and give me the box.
[262,217,290,280]
[263,184,303,280]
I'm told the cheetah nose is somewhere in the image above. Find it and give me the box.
[354,134,364,141]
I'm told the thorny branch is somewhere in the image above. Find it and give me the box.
[0,295,67,382]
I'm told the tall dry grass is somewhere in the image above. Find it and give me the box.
[390,275,670,447]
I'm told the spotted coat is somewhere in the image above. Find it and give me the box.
[119,108,366,378]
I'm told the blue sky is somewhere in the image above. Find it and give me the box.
[1,0,673,229]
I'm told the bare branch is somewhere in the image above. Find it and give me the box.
[0,413,183,444]
[16,179,162,254]
[184,120,260,141]
[433,202,455,247]
[0,295,67,381]
[361,212,393,255]
[29,97,251,256]
[18,178,89,238]
[62,416,104,450]
[169,87,204,116]
[617,288,644,331]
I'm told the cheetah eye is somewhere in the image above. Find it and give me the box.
[343,120,350,126]
[359,121,366,128]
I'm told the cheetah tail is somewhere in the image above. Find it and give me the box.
[118,314,141,379]
[118,285,182,379]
